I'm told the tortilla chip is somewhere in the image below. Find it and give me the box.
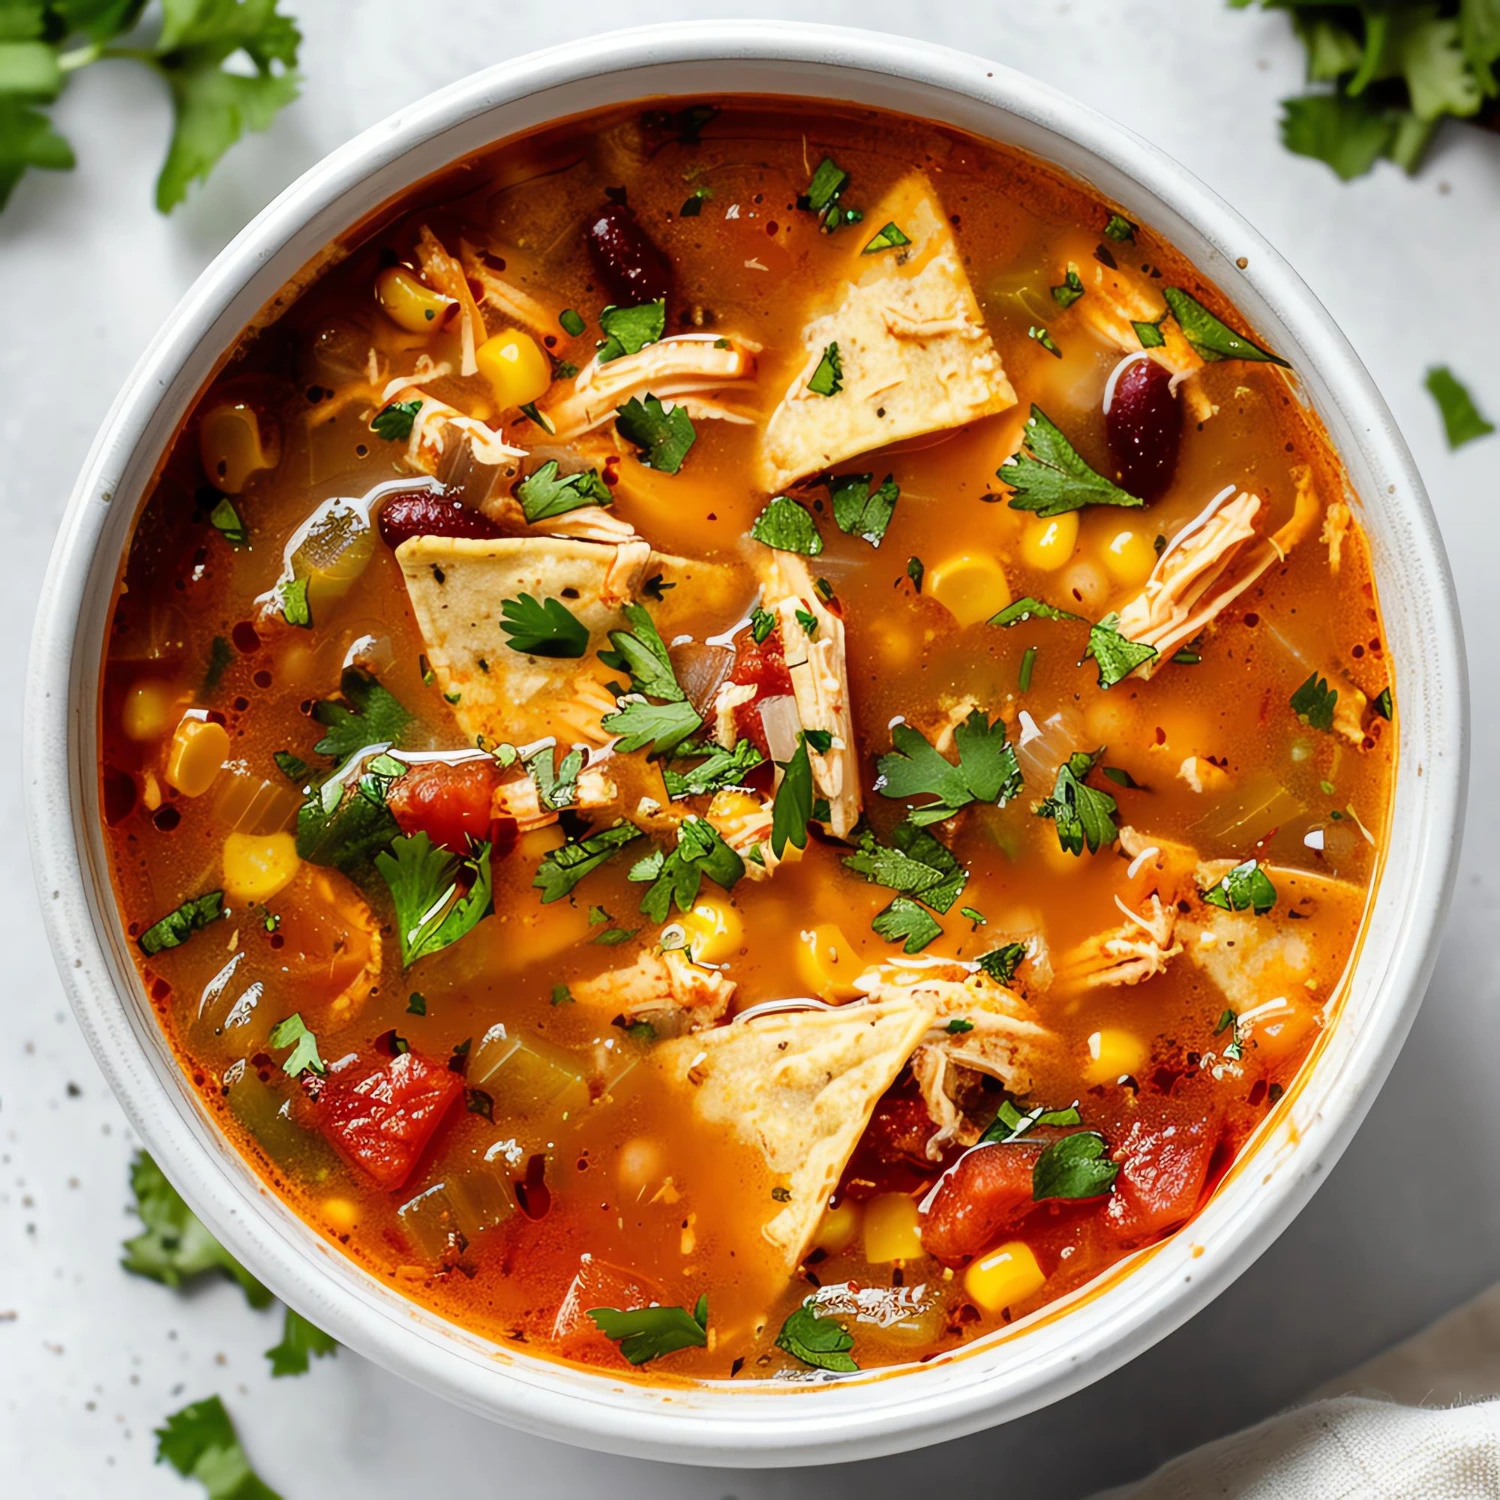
[756,174,1016,491]
[394,536,735,746]
[656,996,933,1274]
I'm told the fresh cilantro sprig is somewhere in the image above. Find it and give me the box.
[375,833,493,967]
[600,602,704,755]
[266,1013,326,1077]
[776,1300,859,1372]
[597,300,665,361]
[155,1395,283,1500]
[872,897,944,953]
[1290,670,1339,731]
[499,592,590,658]
[533,824,642,903]
[842,819,968,913]
[311,669,413,766]
[616,393,696,472]
[661,737,765,797]
[875,711,1022,826]
[514,460,613,522]
[1000,406,1145,517]
[632,817,744,923]
[1036,749,1119,855]
[0,0,303,218]
[588,1295,708,1365]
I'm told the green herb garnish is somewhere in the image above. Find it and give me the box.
[588,1295,709,1365]
[615,393,696,472]
[1036,749,1119,855]
[1001,406,1145,517]
[499,593,590,658]
[1202,858,1277,916]
[875,710,1021,826]
[138,891,225,956]
[1163,286,1290,367]
[807,341,844,396]
[751,495,823,555]
[830,472,899,547]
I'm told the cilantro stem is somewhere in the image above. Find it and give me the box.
[57,43,103,71]
[1019,645,1037,693]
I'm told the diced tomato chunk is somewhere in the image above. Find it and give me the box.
[310,1049,462,1191]
[387,759,502,854]
[727,624,794,756]
[919,1142,1044,1266]
[1101,1086,1225,1245]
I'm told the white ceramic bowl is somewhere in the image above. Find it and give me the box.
[26,19,1467,1468]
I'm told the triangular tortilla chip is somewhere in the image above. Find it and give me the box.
[656,996,933,1274]
[756,174,1016,491]
[394,536,734,746]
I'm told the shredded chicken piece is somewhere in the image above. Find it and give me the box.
[551,674,619,747]
[711,681,758,750]
[572,946,735,1034]
[539,335,757,439]
[392,386,526,473]
[414,226,485,377]
[1323,500,1353,572]
[601,539,652,608]
[491,763,618,832]
[1082,260,1203,385]
[1115,486,1298,675]
[704,788,792,880]
[1055,894,1182,990]
[1334,682,1369,746]
[1177,756,1229,794]
[459,239,558,340]
[485,493,642,545]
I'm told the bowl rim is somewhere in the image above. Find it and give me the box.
[25,18,1468,1468]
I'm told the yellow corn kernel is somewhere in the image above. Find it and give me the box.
[1100,527,1158,588]
[1020,512,1079,571]
[121,679,178,743]
[476,329,552,409]
[375,264,453,333]
[164,714,231,798]
[518,824,566,862]
[677,899,743,964]
[813,1200,861,1257]
[322,1197,359,1232]
[198,401,277,494]
[1084,1028,1148,1084]
[796,923,866,1000]
[963,1241,1046,1315]
[223,831,301,903]
[863,1192,924,1263]
[926,553,1011,628]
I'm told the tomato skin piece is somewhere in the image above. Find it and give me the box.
[310,1049,462,1191]
[1102,1088,1225,1246]
[387,759,501,854]
[919,1142,1045,1266]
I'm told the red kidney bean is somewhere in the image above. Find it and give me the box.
[584,203,673,306]
[377,488,502,549]
[1106,356,1180,502]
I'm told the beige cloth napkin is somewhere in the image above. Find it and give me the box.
[1103,1285,1500,1498]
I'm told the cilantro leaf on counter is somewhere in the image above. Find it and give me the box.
[1163,287,1290,367]
[533,824,642,904]
[1425,365,1495,448]
[265,1307,338,1378]
[588,1295,709,1365]
[842,819,968,913]
[514,460,613,522]
[1201,858,1278,916]
[1000,406,1145,517]
[597,300,666,361]
[311,669,413,765]
[1290,670,1339,731]
[1280,93,1402,180]
[771,731,816,858]
[830,472,900,547]
[122,1152,271,1308]
[751,495,823,556]
[1032,1132,1119,1201]
[1084,613,1159,689]
[500,592,590,658]
[375,833,493,967]
[875,711,1022,825]
[266,1013,326,1077]
[155,1394,283,1500]
[776,1300,859,1372]
[872,897,944,953]
[615,393,696,472]
[807,341,844,396]
[1036,749,1119,856]
[661,737,766,798]
[137,890,225,956]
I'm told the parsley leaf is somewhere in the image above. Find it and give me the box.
[776,1299,859,1372]
[375,833,493,967]
[155,1395,282,1500]
[875,711,1021,826]
[515,460,613,522]
[661,737,765,797]
[989,595,1083,627]
[615,393,696,472]
[525,744,583,811]
[1033,1132,1119,1201]
[122,1152,270,1307]
[1001,406,1145,517]
[138,890,225,956]
[1202,858,1278,916]
[1425,365,1494,449]
[265,1307,337,1378]
[533,824,642,903]
[873,897,944,953]
[751,495,823,555]
[597,300,666,362]
[842,819,967,913]
[600,602,704,755]
[1163,287,1290,367]
[771,731,815,858]
[311,669,413,765]
[807,342,843,396]
[371,399,422,440]
[977,941,1029,985]
[1084,613,1159,689]
[499,592,590,658]
[266,1013,326,1078]
[1036,749,1119,855]
[1290,670,1339,731]
[1051,267,1085,308]
[830,472,899,547]
[978,1098,1082,1146]
[861,221,910,254]
[635,817,744,923]
[588,1295,708,1365]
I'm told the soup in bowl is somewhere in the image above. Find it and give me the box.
[32,24,1463,1464]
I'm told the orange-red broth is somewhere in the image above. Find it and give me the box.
[100,98,1393,1381]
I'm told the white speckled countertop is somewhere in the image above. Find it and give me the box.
[2,3,1495,1495]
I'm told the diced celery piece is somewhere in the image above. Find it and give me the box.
[397,1183,464,1264]
[471,1023,587,1117]
[1190,773,1304,843]
[447,1165,515,1233]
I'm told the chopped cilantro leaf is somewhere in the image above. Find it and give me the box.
[1103,212,1137,242]
[559,308,586,336]
[602,698,703,757]
[1084,613,1159,689]
[1133,317,1167,349]
[515,460,612,522]
[1036,749,1119,856]
[1029,325,1062,358]
[680,187,712,215]
[154,1395,282,1500]
[277,576,311,628]
[499,592,590,658]
[977,941,1029,985]
[830,472,899,547]
[776,1299,859,1372]
[1290,670,1339,731]
[311,669,413,766]
[138,890,225,956]
[1001,406,1145,517]
[551,983,575,1006]
[588,1295,708,1365]
[600,602,703,755]
[807,342,843,396]
[873,897,944,953]
[266,1013,327,1078]
[771,732,815,858]
[207,495,247,548]
[407,992,426,1015]
[989,595,1082,627]
[525,745,583,811]
[265,1308,337,1378]
[800,155,860,231]
[1051,267,1085,308]
[842,819,967,913]
[371,399,422,441]
[1373,685,1394,720]
[751,495,823,555]
[533,824,642,904]
[862,221,910,254]
[875,711,1021,825]
[661,737,765,797]
[376,833,492,967]
[1101,765,1145,790]
[597,300,666,362]
[1163,287,1290,367]
[750,606,776,643]
[1033,1132,1119,1200]
[1425,366,1494,449]
[979,1098,1083,1146]
[907,556,924,591]
[635,817,743,923]
[615,393,696,472]
[1201,858,1277,916]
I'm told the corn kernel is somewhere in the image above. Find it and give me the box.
[863,1192,924,1263]
[1099,527,1158,588]
[476,329,552,410]
[375,264,453,333]
[322,1197,359,1231]
[1020,512,1079,571]
[198,401,276,494]
[121,679,178,743]
[164,714,231,798]
[925,553,1012,628]
[677,899,743,964]
[1084,1028,1147,1084]
[963,1241,1046,1315]
[223,831,301,903]
[796,923,865,1000]
[813,1200,861,1257]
